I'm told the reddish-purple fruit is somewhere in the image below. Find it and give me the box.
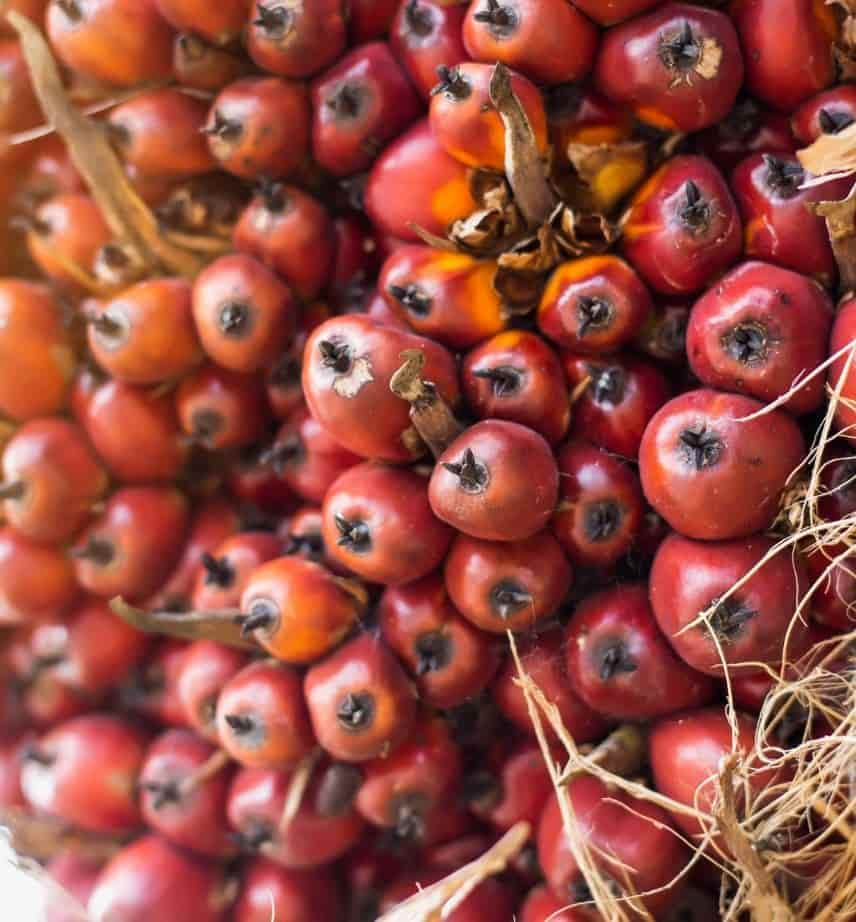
[191,532,281,612]
[247,0,347,78]
[792,86,856,144]
[390,0,469,99]
[176,641,248,742]
[233,859,340,922]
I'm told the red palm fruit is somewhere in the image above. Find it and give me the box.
[240,555,362,664]
[266,301,331,421]
[234,182,334,301]
[18,136,85,203]
[1,418,107,543]
[192,253,297,373]
[595,4,742,133]
[322,462,452,585]
[391,0,468,99]
[261,406,359,506]
[639,389,806,540]
[349,0,399,39]
[216,660,314,769]
[379,574,500,709]
[430,420,559,542]
[635,302,690,366]
[227,763,365,867]
[830,296,856,440]
[466,739,552,831]
[247,0,347,77]
[75,375,187,484]
[563,352,670,459]
[311,42,421,177]
[0,280,74,422]
[445,529,572,634]
[696,98,796,174]
[226,454,298,517]
[651,533,810,676]
[356,717,460,833]
[464,0,597,85]
[732,153,850,286]
[138,729,234,857]
[379,245,506,349]
[792,86,856,144]
[521,884,587,922]
[106,88,214,178]
[538,776,688,916]
[304,634,417,762]
[175,364,268,452]
[233,858,340,922]
[23,193,111,293]
[493,628,609,744]
[121,639,190,728]
[462,330,569,444]
[87,278,201,384]
[87,835,229,922]
[552,440,644,568]
[429,61,548,170]
[21,714,147,833]
[191,532,281,612]
[46,0,173,87]
[279,506,334,567]
[46,852,103,922]
[0,528,77,625]
[203,77,310,180]
[805,556,856,632]
[365,119,477,242]
[172,32,248,90]
[71,486,189,602]
[538,256,653,354]
[154,0,247,44]
[649,708,777,841]
[732,0,837,112]
[546,84,634,155]
[686,261,833,414]
[30,598,149,696]
[177,641,248,741]
[302,314,459,462]
[329,216,380,310]
[623,155,742,295]
[565,583,716,720]
[0,733,32,806]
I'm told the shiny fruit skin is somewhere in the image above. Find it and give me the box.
[463,0,598,86]
[0,527,78,625]
[639,389,805,540]
[570,0,661,26]
[191,532,281,612]
[622,155,742,295]
[302,314,459,462]
[538,255,653,355]
[176,640,248,741]
[430,420,559,542]
[233,858,341,922]
[829,296,856,440]
[792,85,856,144]
[564,582,716,720]
[686,260,833,414]
[520,884,586,922]
[731,0,837,112]
[650,532,810,675]
[304,633,417,763]
[390,0,469,99]
[364,119,477,242]
[322,462,453,586]
[596,3,743,133]
[0,280,74,422]
[247,0,347,78]
[154,0,247,45]
[444,529,572,634]
[429,61,548,171]
[379,574,500,709]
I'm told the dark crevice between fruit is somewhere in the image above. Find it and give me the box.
[431,65,471,101]
[238,598,279,636]
[588,365,626,405]
[659,20,701,72]
[414,630,452,675]
[444,448,490,494]
[719,98,760,143]
[326,83,366,121]
[139,779,182,811]
[270,353,301,390]
[461,770,502,810]
[762,155,804,198]
[678,180,711,233]
[678,426,724,470]
[337,691,375,732]
[489,579,532,620]
[472,365,524,397]
[543,83,581,122]
[596,641,638,682]
[201,552,235,588]
[818,108,855,135]
[70,536,115,567]
[259,435,304,475]
[577,296,614,337]
[706,596,757,641]
[314,763,363,817]
[218,301,252,338]
[318,339,352,375]
[473,0,518,37]
[284,530,324,558]
[334,514,372,553]
[584,500,622,542]
[252,3,292,38]
[404,0,434,37]
[388,283,432,317]
[722,321,769,365]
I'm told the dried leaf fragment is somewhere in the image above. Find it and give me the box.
[811,181,856,293]
[798,121,856,178]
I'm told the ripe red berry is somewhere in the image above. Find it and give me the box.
[322,462,453,585]
[565,582,716,720]
[595,4,743,133]
[21,714,148,834]
[304,634,417,763]
[552,440,644,569]
[430,420,559,542]
[203,77,310,180]
[192,253,297,373]
[696,98,796,174]
[172,32,248,91]
[0,527,78,625]
[247,0,347,78]
[792,85,856,144]
[191,532,281,612]
[520,884,585,922]
[639,389,806,540]
[445,529,572,633]
[121,639,191,729]
[391,0,468,99]
[311,42,421,177]
[623,155,742,295]
[650,532,810,675]
[687,261,833,414]
[463,0,598,86]
[154,0,246,44]
[829,296,856,441]
[233,858,341,922]
[176,640,248,741]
